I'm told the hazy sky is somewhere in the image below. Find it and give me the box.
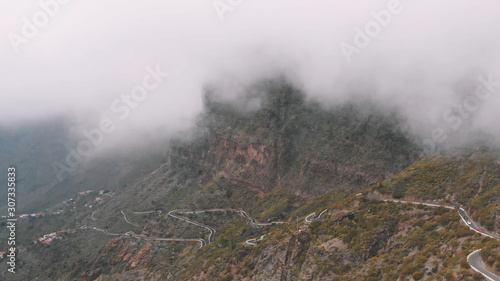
[1,0,500,150]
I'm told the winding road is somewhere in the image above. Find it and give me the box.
[85,200,500,281]
[133,211,156,215]
[305,209,328,223]
[168,211,217,243]
[121,210,140,227]
[167,208,287,243]
[468,250,500,281]
[57,186,500,280]
[131,208,286,246]
[317,209,329,219]
[381,198,455,210]
[380,198,500,280]
[80,225,120,236]
[127,232,206,248]
[238,210,287,226]
[245,239,258,246]
[305,212,316,223]
[457,207,500,240]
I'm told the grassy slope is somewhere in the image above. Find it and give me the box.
[371,150,500,233]
[173,152,500,281]
[18,150,500,280]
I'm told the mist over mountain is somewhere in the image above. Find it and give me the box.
[1,0,500,156]
[0,117,167,214]
[1,79,499,281]
[1,1,500,280]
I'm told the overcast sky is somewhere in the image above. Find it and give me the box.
[1,0,500,151]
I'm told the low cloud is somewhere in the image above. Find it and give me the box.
[1,0,499,153]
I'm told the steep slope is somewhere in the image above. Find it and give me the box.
[63,152,500,281]
[1,80,435,280]
[164,150,500,281]
[371,148,500,234]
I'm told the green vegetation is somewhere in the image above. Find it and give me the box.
[373,154,500,232]
[4,82,500,280]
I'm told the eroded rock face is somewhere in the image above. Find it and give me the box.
[7,81,426,281]
[168,82,420,198]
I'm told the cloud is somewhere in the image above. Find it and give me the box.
[1,0,499,150]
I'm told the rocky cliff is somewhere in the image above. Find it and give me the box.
[4,81,499,281]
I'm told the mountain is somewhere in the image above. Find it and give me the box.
[0,80,498,281]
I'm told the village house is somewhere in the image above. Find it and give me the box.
[78,190,94,196]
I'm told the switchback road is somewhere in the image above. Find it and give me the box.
[468,250,500,281]
[458,208,500,240]
[121,210,140,227]
[379,198,500,280]
[305,213,315,223]
[127,232,206,248]
[168,211,217,243]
